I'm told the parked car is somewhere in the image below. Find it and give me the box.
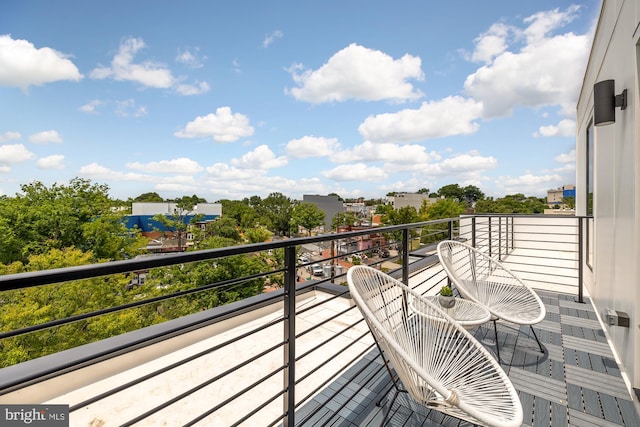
[380,249,390,258]
[311,264,323,276]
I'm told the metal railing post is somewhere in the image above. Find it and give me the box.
[488,218,493,258]
[577,217,584,303]
[471,217,476,248]
[498,216,502,261]
[402,229,409,285]
[448,219,453,240]
[283,246,297,426]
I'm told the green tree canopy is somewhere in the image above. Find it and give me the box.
[259,192,294,236]
[0,178,140,264]
[291,203,325,236]
[331,212,360,230]
[474,194,547,214]
[436,184,464,201]
[218,199,259,229]
[132,192,164,202]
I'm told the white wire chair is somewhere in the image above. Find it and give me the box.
[347,265,523,427]
[437,240,546,360]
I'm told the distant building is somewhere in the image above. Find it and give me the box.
[125,202,222,252]
[547,185,575,208]
[385,193,438,211]
[302,195,344,231]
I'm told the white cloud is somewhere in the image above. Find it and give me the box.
[79,99,102,114]
[205,162,266,180]
[287,43,424,103]
[231,145,287,169]
[91,37,174,87]
[37,154,65,170]
[115,99,148,117]
[496,172,563,196]
[471,23,511,64]
[0,131,21,142]
[464,6,590,118]
[0,144,36,169]
[0,34,82,90]
[81,98,153,117]
[29,130,62,144]
[286,136,340,158]
[175,81,210,96]
[175,47,205,68]
[175,107,255,142]
[358,96,483,144]
[555,148,576,163]
[322,163,387,182]
[126,158,203,174]
[523,6,581,44]
[423,152,498,176]
[79,162,155,182]
[534,119,575,137]
[90,37,209,95]
[262,30,283,48]
[338,141,441,165]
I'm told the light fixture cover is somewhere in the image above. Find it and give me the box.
[594,80,615,126]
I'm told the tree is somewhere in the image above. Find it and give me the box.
[332,212,360,230]
[328,192,344,202]
[417,188,430,194]
[474,194,547,214]
[132,192,164,202]
[205,216,241,242]
[0,248,143,367]
[563,196,575,209]
[437,184,464,201]
[291,203,325,236]
[381,206,421,253]
[421,199,465,220]
[244,226,272,243]
[259,192,294,236]
[218,199,259,229]
[0,178,128,264]
[152,198,204,250]
[462,185,484,205]
[419,199,465,243]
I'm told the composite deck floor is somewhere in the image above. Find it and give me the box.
[295,290,640,427]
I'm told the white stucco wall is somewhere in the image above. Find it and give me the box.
[576,0,640,395]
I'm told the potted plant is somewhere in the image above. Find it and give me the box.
[438,285,455,308]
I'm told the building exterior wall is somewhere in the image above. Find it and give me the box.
[132,202,222,216]
[386,193,438,211]
[575,0,640,396]
[303,195,344,230]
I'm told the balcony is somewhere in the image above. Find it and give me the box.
[0,215,638,426]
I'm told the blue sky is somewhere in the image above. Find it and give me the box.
[0,1,601,201]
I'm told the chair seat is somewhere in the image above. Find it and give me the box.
[460,279,545,325]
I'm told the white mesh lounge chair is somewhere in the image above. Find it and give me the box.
[347,265,523,427]
[437,240,546,360]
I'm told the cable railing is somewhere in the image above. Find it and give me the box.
[0,214,587,425]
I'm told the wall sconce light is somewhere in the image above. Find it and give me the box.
[594,79,627,126]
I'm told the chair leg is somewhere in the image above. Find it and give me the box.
[530,325,544,353]
[379,388,402,427]
[493,319,501,362]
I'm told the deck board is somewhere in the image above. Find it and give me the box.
[295,291,640,426]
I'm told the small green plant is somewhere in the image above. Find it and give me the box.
[439,285,453,297]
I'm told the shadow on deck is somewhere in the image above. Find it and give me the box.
[295,290,640,427]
